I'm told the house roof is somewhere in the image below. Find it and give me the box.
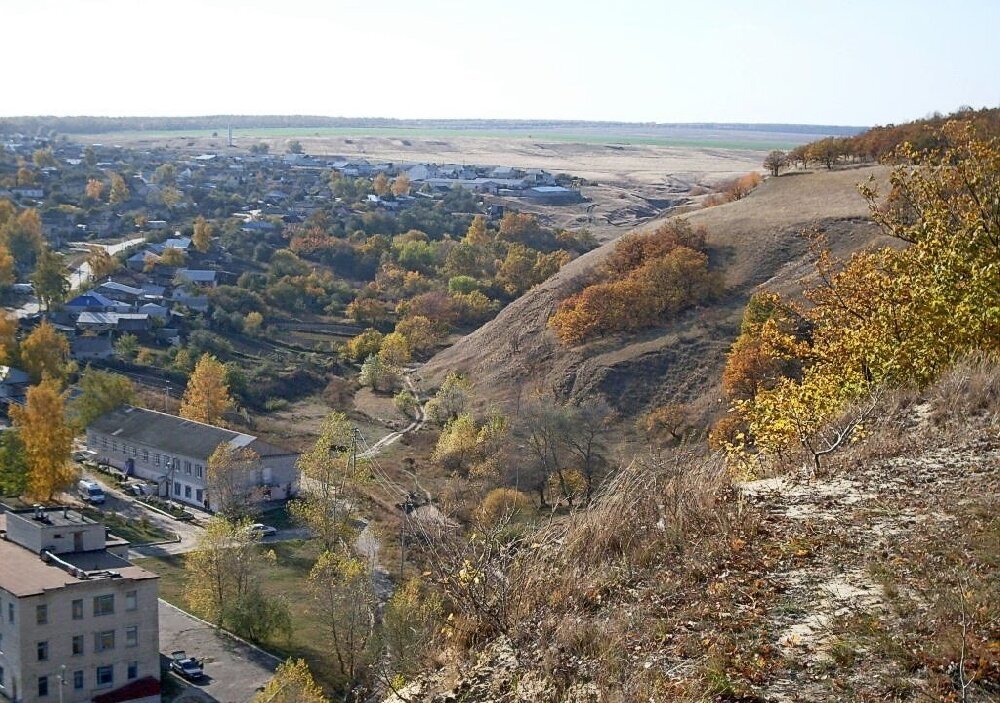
[176,268,217,282]
[98,281,144,296]
[66,292,118,308]
[0,365,30,385]
[88,405,294,461]
[72,336,113,354]
[78,312,149,325]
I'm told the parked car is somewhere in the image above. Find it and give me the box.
[128,483,148,497]
[169,651,204,680]
[248,523,277,537]
[78,479,106,505]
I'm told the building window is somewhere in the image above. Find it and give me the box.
[95,630,115,652]
[196,489,204,504]
[36,604,47,624]
[111,441,117,452]
[142,449,149,461]
[127,661,138,680]
[6,602,12,622]
[131,446,137,457]
[73,670,84,690]
[0,631,4,652]
[174,482,181,496]
[154,453,160,466]
[184,460,191,474]
[93,594,114,616]
[72,598,83,620]
[96,665,113,688]
[125,590,137,611]
[38,676,49,697]
[37,641,48,661]
[184,485,192,498]
[102,436,108,449]
[125,626,138,647]
[0,664,5,688]
[72,635,84,656]
[195,464,203,478]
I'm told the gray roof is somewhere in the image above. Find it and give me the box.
[88,406,294,461]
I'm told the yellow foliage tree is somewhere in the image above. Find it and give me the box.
[378,331,411,366]
[192,216,213,253]
[464,214,491,245]
[373,172,390,196]
[85,178,104,201]
[391,174,411,197]
[179,354,233,426]
[251,659,328,703]
[21,320,70,383]
[85,247,120,281]
[11,378,75,501]
[0,244,14,291]
[109,172,129,204]
[0,312,17,365]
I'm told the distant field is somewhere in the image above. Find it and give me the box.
[77,125,814,151]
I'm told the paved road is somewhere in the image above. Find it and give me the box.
[158,600,278,703]
[11,236,146,318]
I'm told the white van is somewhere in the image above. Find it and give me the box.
[78,479,106,505]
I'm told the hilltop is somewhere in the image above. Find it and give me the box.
[421,165,891,427]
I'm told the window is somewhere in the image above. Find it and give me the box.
[102,436,108,449]
[93,594,114,616]
[196,489,204,504]
[125,626,138,647]
[36,604,47,624]
[72,598,83,620]
[0,631,4,652]
[37,641,48,661]
[96,666,113,687]
[73,670,84,690]
[184,485,191,499]
[184,460,192,474]
[111,440,117,452]
[130,446,137,457]
[72,635,84,656]
[95,630,115,652]
[142,449,149,461]
[7,602,14,623]
[125,590,137,611]
[174,482,181,496]
[127,661,138,680]
[195,464,203,478]
[154,453,160,466]
[0,664,4,688]
[38,676,49,697]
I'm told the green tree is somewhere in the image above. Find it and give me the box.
[71,368,135,430]
[31,247,69,310]
[287,140,303,154]
[113,333,139,361]
[0,430,29,496]
[763,150,788,176]
[359,353,399,392]
[308,549,375,684]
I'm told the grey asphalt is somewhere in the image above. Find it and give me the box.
[158,600,278,703]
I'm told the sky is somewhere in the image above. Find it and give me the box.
[4,0,999,126]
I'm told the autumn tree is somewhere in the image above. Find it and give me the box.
[244,311,263,335]
[763,150,788,176]
[11,378,75,501]
[32,148,57,168]
[192,216,213,253]
[185,516,292,642]
[432,412,479,472]
[159,246,186,267]
[372,172,390,196]
[0,312,17,365]
[71,367,135,430]
[31,247,69,310]
[395,315,441,356]
[641,404,691,446]
[464,214,491,245]
[378,578,442,683]
[85,246,119,281]
[424,371,472,425]
[21,320,70,383]
[84,178,104,201]
[251,659,328,703]
[391,173,411,196]
[1,208,43,270]
[308,549,376,685]
[378,331,411,366]
[0,244,14,291]
[179,354,233,425]
[359,353,400,392]
[206,444,262,517]
[290,411,364,551]
[344,328,384,363]
[725,172,763,201]
[109,172,129,204]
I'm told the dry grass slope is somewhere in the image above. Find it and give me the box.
[421,166,891,426]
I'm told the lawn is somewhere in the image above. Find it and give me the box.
[80,506,176,545]
[134,539,338,689]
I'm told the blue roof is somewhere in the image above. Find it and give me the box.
[65,293,117,308]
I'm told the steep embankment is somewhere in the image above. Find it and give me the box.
[423,166,891,423]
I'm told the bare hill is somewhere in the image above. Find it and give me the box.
[421,166,892,424]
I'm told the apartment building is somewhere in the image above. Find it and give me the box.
[0,507,160,703]
[86,406,299,511]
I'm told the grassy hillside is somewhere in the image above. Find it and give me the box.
[421,166,891,426]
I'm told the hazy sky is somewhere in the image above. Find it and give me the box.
[5,0,998,126]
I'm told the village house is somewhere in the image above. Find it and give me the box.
[86,406,300,511]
